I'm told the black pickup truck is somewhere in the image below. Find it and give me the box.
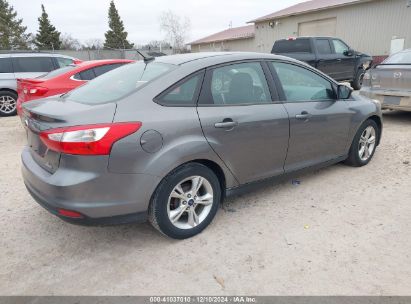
[272,37,373,90]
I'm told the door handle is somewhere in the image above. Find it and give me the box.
[295,111,311,120]
[214,120,238,129]
[336,58,342,62]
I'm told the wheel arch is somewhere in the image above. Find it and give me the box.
[366,115,382,145]
[148,159,229,218]
[191,159,227,197]
[147,156,236,207]
[346,113,383,153]
[0,88,18,96]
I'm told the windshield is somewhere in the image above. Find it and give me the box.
[65,61,175,104]
[38,65,77,79]
[383,50,411,64]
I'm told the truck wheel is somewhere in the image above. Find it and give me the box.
[351,68,365,90]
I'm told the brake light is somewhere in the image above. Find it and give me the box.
[287,37,297,40]
[40,122,142,155]
[27,86,48,96]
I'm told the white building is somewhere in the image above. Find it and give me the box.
[189,0,411,62]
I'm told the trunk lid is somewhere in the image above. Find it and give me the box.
[22,96,117,173]
[371,65,411,93]
[17,78,46,103]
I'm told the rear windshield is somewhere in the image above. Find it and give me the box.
[272,39,311,53]
[39,65,77,79]
[383,51,411,64]
[65,61,175,105]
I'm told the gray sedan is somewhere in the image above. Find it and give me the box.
[361,49,411,112]
[21,52,382,239]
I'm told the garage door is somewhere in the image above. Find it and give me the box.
[298,18,337,37]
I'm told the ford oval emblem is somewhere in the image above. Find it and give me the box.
[393,72,402,79]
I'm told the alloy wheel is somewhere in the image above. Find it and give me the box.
[358,126,376,161]
[167,176,214,230]
[0,95,17,115]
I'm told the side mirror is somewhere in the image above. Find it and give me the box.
[338,84,353,99]
[343,49,354,56]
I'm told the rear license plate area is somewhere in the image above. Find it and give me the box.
[27,128,47,156]
[383,96,401,105]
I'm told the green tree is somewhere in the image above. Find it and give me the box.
[104,0,133,49]
[0,0,31,49]
[35,4,61,50]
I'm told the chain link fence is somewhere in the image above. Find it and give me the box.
[0,48,174,61]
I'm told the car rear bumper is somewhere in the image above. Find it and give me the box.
[22,147,161,225]
[360,87,411,111]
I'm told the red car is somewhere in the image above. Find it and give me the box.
[17,59,134,115]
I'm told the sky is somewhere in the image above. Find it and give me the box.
[8,0,305,45]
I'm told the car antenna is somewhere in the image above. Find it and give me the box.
[135,49,155,63]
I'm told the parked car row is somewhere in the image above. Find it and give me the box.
[0,53,81,116]
[272,36,411,112]
[20,52,382,239]
[16,59,133,115]
[0,53,134,117]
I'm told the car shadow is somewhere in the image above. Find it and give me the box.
[382,110,411,123]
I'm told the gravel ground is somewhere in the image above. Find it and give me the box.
[0,111,410,296]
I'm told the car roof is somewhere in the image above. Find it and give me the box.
[0,52,77,59]
[154,52,295,66]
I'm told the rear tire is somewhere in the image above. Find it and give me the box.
[351,68,365,90]
[345,119,379,167]
[149,163,221,239]
[0,91,17,117]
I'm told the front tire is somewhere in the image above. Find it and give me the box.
[149,163,221,239]
[345,119,379,167]
[351,68,365,90]
[0,91,18,117]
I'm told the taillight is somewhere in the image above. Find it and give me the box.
[26,86,48,96]
[40,122,142,155]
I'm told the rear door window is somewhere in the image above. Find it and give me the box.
[273,39,311,53]
[0,58,13,73]
[93,63,126,77]
[315,39,332,54]
[12,57,54,72]
[200,62,271,105]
